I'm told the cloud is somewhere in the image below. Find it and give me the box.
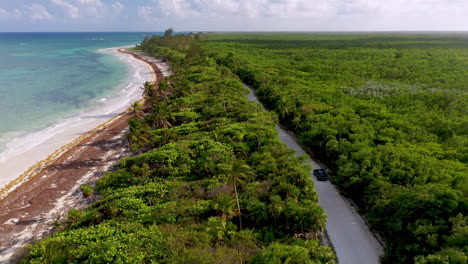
[0,7,23,20]
[193,0,240,16]
[133,0,468,31]
[27,4,53,21]
[51,0,80,19]
[138,6,156,22]
[48,0,126,21]
[0,8,8,17]
[75,0,103,6]
[1,0,467,31]
[74,0,104,17]
[138,0,336,21]
[144,0,336,19]
[340,0,468,30]
[112,1,124,14]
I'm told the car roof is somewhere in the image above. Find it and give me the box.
[314,169,326,172]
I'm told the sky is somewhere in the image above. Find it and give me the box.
[0,0,467,32]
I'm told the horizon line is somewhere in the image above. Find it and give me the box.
[1,30,468,34]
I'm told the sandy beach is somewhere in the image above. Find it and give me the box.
[0,47,169,262]
[0,47,154,199]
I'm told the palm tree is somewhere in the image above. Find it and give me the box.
[213,193,237,223]
[268,195,285,225]
[155,81,173,101]
[277,96,295,120]
[226,156,255,230]
[43,240,71,264]
[130,102,143,118]
[164,28,174,38]
[141,81,154,98]
[127,119,151,150]
[147,103,175,129]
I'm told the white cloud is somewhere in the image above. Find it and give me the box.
[158,0,200,18]
[134,0,468,31]
[339,0,468,30]
[27,4,53,21]
[74,0,104,17]
[195,0,240,16]
[75,0,104,7]
[0,8,8,17]
[138,6,155,22]
[1,0,467,31]
[112,1,124,14]
[140,0,336,21]
[0,7,23,20]
[50,0,125,20]
[51,0,80,19]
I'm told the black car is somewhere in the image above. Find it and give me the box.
[313,169,329,181]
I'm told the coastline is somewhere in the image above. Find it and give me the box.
[0,47,167,262]
[0,47,155,199]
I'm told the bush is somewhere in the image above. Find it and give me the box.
[80,184,93,198]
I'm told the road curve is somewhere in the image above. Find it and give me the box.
[245,84,384,264]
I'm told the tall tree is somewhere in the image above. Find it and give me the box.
[164,28,174,38]
[227,157,254,230]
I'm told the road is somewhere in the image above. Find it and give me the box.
[245,84,384,264]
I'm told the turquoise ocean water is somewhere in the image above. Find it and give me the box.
[0,32,156,153]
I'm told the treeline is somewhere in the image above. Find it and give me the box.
[138,28,203,64]
[20,34,335,263]
[202,34,468,263]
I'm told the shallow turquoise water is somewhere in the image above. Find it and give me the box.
[0,32,156,150]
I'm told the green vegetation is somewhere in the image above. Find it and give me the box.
[201,33,468,263]
[79,184,93,198]
[20,32,334,263]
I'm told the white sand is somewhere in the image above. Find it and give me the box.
[0,46,156,199]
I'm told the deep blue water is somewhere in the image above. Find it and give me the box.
[0,32,158,150]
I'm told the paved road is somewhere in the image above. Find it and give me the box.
[245,84,384,264]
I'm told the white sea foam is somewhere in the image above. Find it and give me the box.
[0,46,155,192]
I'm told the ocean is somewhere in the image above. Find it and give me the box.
[0,32,158,188]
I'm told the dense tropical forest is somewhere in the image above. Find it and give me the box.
[20,32,335,263]
[20,32,467,264]
[199,33,468,263]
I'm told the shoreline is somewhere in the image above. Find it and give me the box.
[0,48,167,262]
[0,47,155,200]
